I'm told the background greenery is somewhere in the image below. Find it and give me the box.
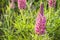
[0,0,60,40]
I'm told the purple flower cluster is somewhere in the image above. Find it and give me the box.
[48,0,56,8]
[35,3,46,35]
[18,0,26,9]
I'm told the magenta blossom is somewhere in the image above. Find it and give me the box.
[48,0,56,8]
[35,3,46,35]
[18,0,26,9]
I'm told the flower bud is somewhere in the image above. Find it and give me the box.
[35,3,46,35]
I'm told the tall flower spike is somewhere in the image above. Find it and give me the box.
[48,0,56,8]
[18,0,26,9]
[10,0,15,9]
[35,2,46,35]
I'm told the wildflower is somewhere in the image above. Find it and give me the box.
[48,0,56,7]
[10,0,15,9]
[18,0,26,9]
[35,3,46,35]
[10,2,15,9]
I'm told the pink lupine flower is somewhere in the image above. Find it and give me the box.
[35,3,46,35]
[10,2,15,9]
[18,0,26,9]
[10,0,15,9]
[48,0,56,8]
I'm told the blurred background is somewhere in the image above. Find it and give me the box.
[0,0,60,40]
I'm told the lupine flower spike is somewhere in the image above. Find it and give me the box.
[35,2,46,35]
[48,0,56,8]
[10,0,15,9]
[18,0,26,9]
